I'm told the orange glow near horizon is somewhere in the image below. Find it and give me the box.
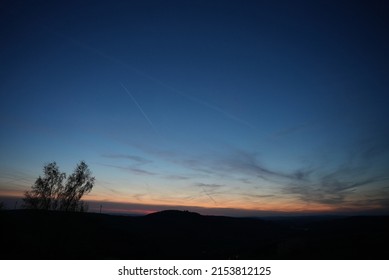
[0,189,25,198]
[0,186,386,216]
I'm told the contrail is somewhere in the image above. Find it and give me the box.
[182,93,257,130]
[37,22,257,131]
[120,83,157,133]
[201,186,217,205]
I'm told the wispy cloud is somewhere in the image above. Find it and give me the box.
[268,131,389,207]
[284,171,389,206]
[127,168,156,176]
[348,194,389,211]
[99,163,156,176]
[320,188,389,214]
[284,185,346,205]
[269,120,317,139]
[165,175,190,180]
[122,137,389,211]
[209,150,311,183]
[352,132,388,162]
[238,178,253,184]
[129,143,310,184]
[195,183,224,188]
[245,194,275,198]
[102,154,152,164]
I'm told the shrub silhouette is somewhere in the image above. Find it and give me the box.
[23,161,94,211]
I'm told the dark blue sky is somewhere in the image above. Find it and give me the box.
[1,0,389,215]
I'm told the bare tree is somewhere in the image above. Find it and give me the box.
[24,162,65,210]
[60,161,94,212]
[23,161,94,212]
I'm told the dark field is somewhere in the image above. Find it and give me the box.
[1,210,388,259]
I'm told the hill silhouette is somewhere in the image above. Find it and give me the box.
[145,209,203,222]
[1,209,388,259]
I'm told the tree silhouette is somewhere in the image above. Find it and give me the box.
[23,161,94,211]
[23,162,65,210]
[60,161,94,211]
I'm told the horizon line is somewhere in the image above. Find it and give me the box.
[1,195,388,218]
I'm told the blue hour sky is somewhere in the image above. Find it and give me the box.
[1,0,389,215]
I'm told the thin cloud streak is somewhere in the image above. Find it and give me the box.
[102,154,152,164]
[195,183,224,188]
[164,175,190,180]
[284,174,389,206]
[98,163,156,176]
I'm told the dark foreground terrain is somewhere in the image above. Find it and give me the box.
[1,209,388,259]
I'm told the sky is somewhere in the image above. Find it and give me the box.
[1,0,389,216]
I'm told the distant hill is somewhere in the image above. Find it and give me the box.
[145,209,203,221]
[1,209,388,259]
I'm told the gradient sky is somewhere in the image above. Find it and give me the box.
[1,0,389,216]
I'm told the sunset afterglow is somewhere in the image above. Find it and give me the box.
[1,0,388,216]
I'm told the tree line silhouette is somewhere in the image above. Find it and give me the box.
[23,161,94,212]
